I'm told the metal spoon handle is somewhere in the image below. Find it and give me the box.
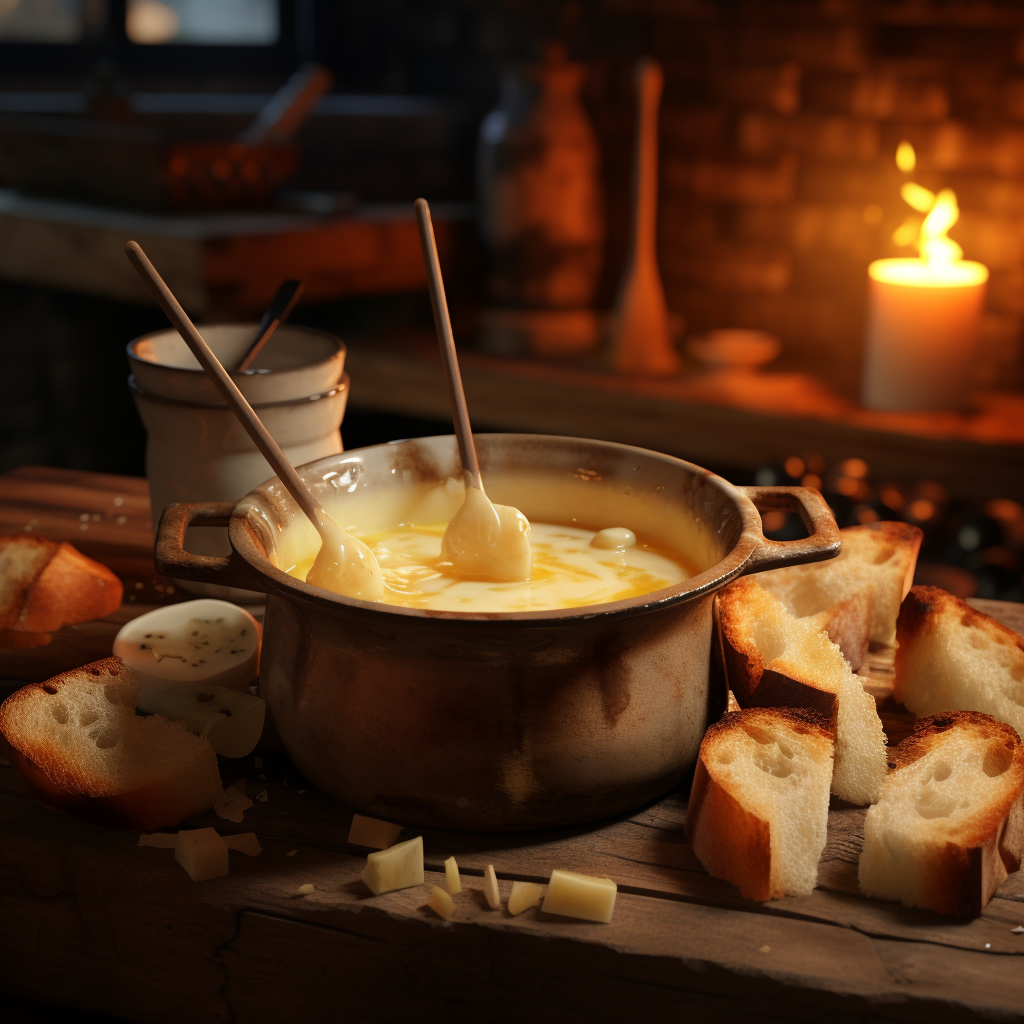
[236,278,305,372]
[124,240,326,533]
[414,198,483,491]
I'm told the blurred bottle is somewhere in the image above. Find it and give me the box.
[476,44,605,358]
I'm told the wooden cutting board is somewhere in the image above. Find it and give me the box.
[0,465,253,683]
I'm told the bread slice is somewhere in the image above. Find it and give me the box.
[895,586,1024,741]
[0,657,222,829]
[685,707,834,900]
[16,541,122,632]
[859,711,1024,917]
[0,535,56,628]
[719,576,887,805]
[0,535,122,637]
[756,522,922,671]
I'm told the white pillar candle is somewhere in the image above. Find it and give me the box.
[862,257,988,412]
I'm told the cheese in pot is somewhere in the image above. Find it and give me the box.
[283,514,696,612]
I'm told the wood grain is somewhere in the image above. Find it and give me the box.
[3,466,1024,1023]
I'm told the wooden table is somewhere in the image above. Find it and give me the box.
[2,467,1023,1023]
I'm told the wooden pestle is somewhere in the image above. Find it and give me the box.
[609,58,680,376]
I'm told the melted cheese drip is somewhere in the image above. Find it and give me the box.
[287,521,694,613]
[305,513,384,602]
[440,486,532,581]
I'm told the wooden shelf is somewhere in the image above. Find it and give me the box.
[344,336,1024,502]
[0,189,471,316]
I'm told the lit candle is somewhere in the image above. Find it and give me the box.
[862,146,988,412]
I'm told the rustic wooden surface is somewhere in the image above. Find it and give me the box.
[344,334,1024,503]
[1,467,1023,1024]
[0,189,471,316]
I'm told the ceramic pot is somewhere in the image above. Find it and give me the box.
[132,376,347,600]
[154,434,839,831]
[127,323,345,406]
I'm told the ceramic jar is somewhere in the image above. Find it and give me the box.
[127,323,347,599]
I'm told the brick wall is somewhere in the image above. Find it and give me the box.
[604,0,1024,396]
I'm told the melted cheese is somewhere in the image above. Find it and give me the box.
[305,512,384,602]
[440,486,531,581]
[287,520,694,613]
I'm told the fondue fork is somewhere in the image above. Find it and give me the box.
[124,240,383,602]
[414,197,484,493]
[414,199,531,581]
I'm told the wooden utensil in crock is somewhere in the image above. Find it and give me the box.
[154,433,839,831]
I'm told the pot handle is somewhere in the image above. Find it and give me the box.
[739,486,841,574]
[155,502,266,591]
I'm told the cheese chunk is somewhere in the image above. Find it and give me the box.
[114,599,261,693]
[508,880,544,916]
[348,813,402,850]
[444,855,462,895]
[215,779,253,822]
[139,832,177,849]
[224,832,262,857]
[591,527,636,550]
[484,864,500,910]
[361,836,424,895]
[139,685,266,758]
[175,827,229,881]
[428,885,454,920]
[541,869,617,923]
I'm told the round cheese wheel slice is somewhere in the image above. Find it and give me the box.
[114,599,261,693]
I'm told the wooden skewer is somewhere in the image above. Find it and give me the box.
[414,198,483,492]
[236,278,305,373]
[124,240,328,535]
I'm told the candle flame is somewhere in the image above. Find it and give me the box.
[896,140,916,173]
[892,142,962,268]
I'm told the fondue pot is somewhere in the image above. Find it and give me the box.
[155,434,839,831]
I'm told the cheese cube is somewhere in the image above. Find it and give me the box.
[428,886,454,920]
[361,836,423,895]
[541,869,617,923]
[483,864,500,910]
[223,833,262,856]
[175,828,229,881]
[444,856,462,895]
[348,813,402,850]
[508,880,544,916]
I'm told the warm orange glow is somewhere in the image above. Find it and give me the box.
[784,456,805,478]
[907,499,935,521]
[836,476,869,500]
[985,498,1023,522]
[854,505,881,524]
[801,473,822,490]
[868,258,988,287]
[840,457,869,479]
[896,140,916,173]
[879,486,905,511]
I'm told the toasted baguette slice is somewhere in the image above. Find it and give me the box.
[0,534,122,637]
[719,576,887,805]
[859,711,1024,917]
[894,586,1024,741]
[757,522,922,671]
[0,657,222,829]
[686,707,834,900]
[16,541,122,632]
[0,535,56,628]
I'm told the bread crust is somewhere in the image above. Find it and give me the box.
[686,707,833,901]
[862,711,1024,917]
[15,542,122,632]
[718,578,838,720]
[0,535,57,628]
[895,585,1024,677]
[0,656,222,830]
